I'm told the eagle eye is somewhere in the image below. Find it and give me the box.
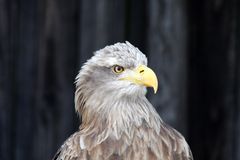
[112,65,124,74]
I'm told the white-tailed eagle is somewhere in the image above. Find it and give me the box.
[53,42,193,160]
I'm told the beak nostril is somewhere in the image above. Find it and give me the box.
[140,70,144,73]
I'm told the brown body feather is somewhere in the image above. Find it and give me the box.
[53,121,192,160]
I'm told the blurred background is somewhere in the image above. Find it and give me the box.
[0,0,240,160]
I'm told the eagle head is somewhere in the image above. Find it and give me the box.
[75,42,158,114]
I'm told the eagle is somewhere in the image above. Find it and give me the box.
[53,42,193,160]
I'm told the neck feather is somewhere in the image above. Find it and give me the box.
[75,86,162,149]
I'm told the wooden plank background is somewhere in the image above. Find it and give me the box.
[0,0,239,160]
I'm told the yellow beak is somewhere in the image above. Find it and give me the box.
[121,65,158,93]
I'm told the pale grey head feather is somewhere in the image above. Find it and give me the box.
[75,41,149,111]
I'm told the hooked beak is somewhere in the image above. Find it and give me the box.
[121,65,158,93]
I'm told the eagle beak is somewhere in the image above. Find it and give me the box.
[121,65,158,93]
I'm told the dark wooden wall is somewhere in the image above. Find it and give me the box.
[188,0,240,159]
[0,0,239,160]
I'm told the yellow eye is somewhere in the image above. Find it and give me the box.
[112,65,124,74]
